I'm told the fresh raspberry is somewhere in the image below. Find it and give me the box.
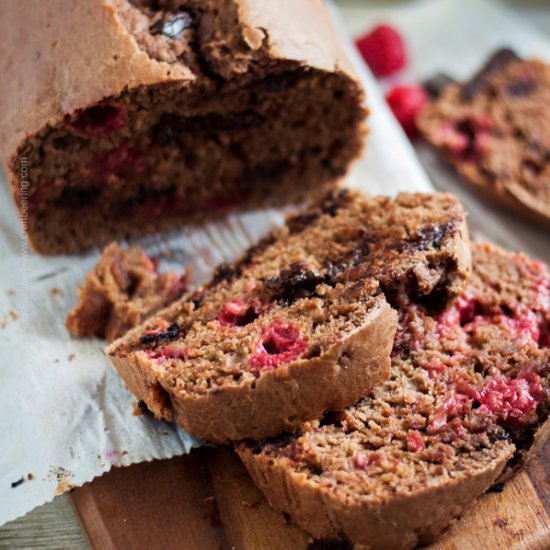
[385,85,428,137]
[355,24,407,77]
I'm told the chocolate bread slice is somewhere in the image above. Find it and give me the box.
[106,190,470,443]
[66,243,189,342]
[237,242,550,550]
[0,0,366,255]
[418,48,550,230]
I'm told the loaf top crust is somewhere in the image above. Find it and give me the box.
[0,0,355,165]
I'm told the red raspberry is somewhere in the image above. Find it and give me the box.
[355,24,407,77]
[385,85,428,138]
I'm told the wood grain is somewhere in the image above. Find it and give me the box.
[71,442,550,550]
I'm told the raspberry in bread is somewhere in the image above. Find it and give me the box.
[0,0,366,255]
[106,190,471,443]
[418,48,550,230]
[237,242,550,550]
[66,243,189,342]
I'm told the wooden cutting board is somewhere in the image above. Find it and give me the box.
[70,439,550,550]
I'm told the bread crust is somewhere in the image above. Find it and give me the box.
[237,441,513,550]
[110,296,396,443]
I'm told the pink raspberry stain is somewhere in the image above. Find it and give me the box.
[406,430,425,453]
[438,116,491,162]
[468,306,540,346]
[218,299,260,327]
[68,102,126,137]
[353,451,383,470]
[94,143,146,180]
[147,346,188,363]
[249,321,307,370]
[474,370,543,427]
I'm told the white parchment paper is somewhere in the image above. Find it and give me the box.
[1,0,549,525]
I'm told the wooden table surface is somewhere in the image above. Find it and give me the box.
[2,2,550,549]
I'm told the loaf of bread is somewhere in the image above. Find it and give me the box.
[106,190,470,443]
[0,0,366,254]
[238,242,550,550]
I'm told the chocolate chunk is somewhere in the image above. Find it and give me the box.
[211,263,240,286]
[287,212,320,235]
[55,187,98,208]
[152,119,177,146]
[321,189,351,217]
[461,48,520,101]
[506,80,536,97]
[488,482,505,493]
[324,244,370,282]
[423,73,456,99]
[263,71,308,93]
[139,321,181,346]
[414,221,455,251]
[264,262,325,305]
[245,159,291,184]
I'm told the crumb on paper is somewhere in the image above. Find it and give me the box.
[50,287,64,297]
[49,466,74,496]
[27,473,34,481]
[68,353,75,361]
[8,310,18,321]
[133,399,150,416]
[6,289,15,296]
[11,477,24,488]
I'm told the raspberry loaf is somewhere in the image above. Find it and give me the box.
[107,190,470,443]
[0,0,366,254]
[238,242,550,550]
[418,48,550,230]
[66,243,189,342]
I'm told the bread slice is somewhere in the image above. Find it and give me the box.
[106,190,470,443]
[66,243,189,342]
[237,242,550,549]
[0,0,366,254]
[418,48,550,230]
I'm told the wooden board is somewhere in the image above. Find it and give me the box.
[71,440,550,550]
